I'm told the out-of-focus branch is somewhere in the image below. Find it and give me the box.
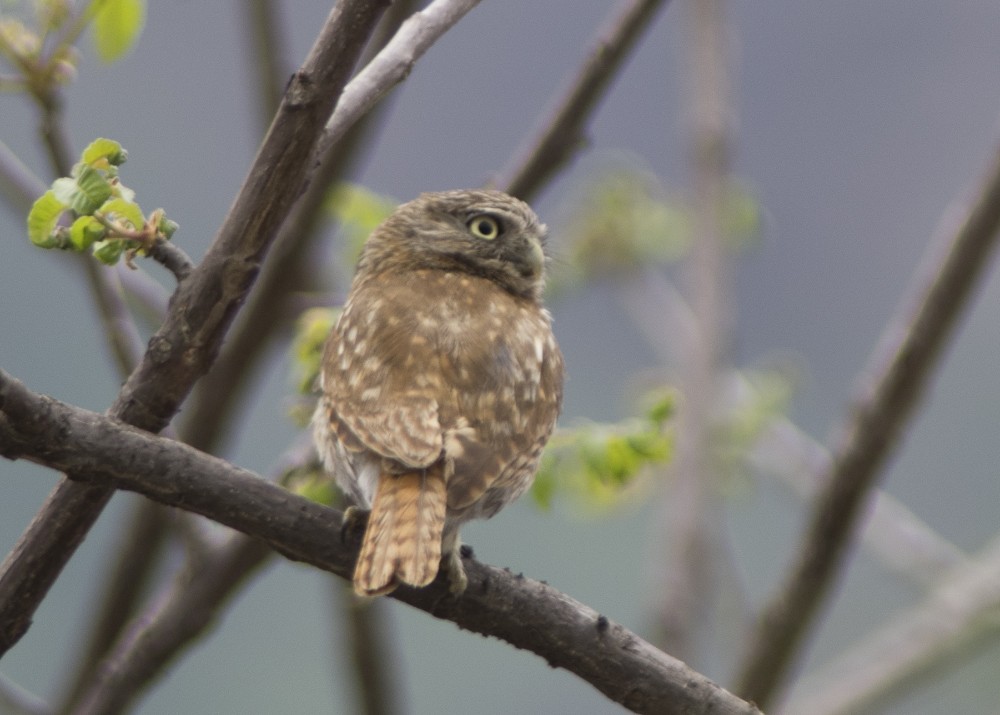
[247,0,288,126]
[750,418,967,587]
[0,0,389,658]
[56,498,171,713]
[334,583,403,715]
[655,0,733,662]
[0,138,45,211]
[496,0,672,201]
[782,535,1000,715]
[734,134,1000,708]
[0,370,761,715]
[67,536,272,715]
[0,673,51,715]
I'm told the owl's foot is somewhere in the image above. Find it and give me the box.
[340,506,369,545]
[441,538,468,596]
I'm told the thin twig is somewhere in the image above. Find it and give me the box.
[0,370,761,715]
[0,138,46,211]
[495,0,671,201]
[0,673,52,715]
[782,535,1000,715]
[144,240,194,283]
[316,0,483,159]
[0,0,389,658]
[733,134,1000,708]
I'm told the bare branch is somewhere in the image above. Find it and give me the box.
[654,0,734,661]
[334,583,403,715]
[317,0,483,159]
[783,536,1000,715]
[496,0,672,200]
[751,418,968,587]
[0,0,390,658]
[68,536,272,715]
[0,138,45,212]
[144,241,194,283]
[181,0,418,455]
[0,673,51,715]
[734,134,1000,707]
[56,498,172,712]
[0,370,760,715]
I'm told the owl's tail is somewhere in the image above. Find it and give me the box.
[353,468,447,597]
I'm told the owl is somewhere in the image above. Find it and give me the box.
[313,189,564,597]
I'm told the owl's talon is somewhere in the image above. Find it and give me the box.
[341,506,369,545]
[443,548,468,596]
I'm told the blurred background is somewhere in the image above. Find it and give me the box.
[2,1,1000,713]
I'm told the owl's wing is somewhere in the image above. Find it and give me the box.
[320,291,445,470]
[329,394,442,469]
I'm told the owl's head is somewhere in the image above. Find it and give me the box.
[356,189,550,300]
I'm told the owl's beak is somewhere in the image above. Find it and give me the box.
[526,236,545,278]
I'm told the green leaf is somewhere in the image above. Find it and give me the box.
[92,0,145,63]
[158,216,179,240]
[27,190,67,248]
[81,137,127,167]
[92,238,125,265]
[290,307,339,395]
[69,215,106,250]
[327,183,397,261]
[52,165,113,214]
[99,197,145,230]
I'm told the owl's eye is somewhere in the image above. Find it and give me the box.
[467,215,502,240]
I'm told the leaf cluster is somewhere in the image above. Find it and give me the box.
[27,137,177,265]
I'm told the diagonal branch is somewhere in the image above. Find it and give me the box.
[782,535,1000,715]
[0,0,390,658]
[316,0,484,159]
[733,134,1000,708]
[0,369,760,715]
[496,0,672,201]
[180,0,418,455]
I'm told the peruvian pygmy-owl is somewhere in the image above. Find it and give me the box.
[313,189,564,596]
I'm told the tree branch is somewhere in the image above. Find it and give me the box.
[495,0,671,200]
[0,370,760,715]
[733,134,1000,707]
[783,535,1000,715]
[68,536,272,715]
[316,0,483,159]
[180,0,417,455]
[0,0,389,658]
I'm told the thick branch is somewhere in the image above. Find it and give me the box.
[496,0,671,200]
[734,136,1000,707]
[0,0,389,657]
[0,371,759,715]
[181,0,417,454]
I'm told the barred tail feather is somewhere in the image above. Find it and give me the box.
[353,469,446,597]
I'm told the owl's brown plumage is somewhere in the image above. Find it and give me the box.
[313,189,564,596]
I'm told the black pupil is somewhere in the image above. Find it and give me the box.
[477,219,494,236]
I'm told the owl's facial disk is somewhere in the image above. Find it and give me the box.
[371,190,550,300]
